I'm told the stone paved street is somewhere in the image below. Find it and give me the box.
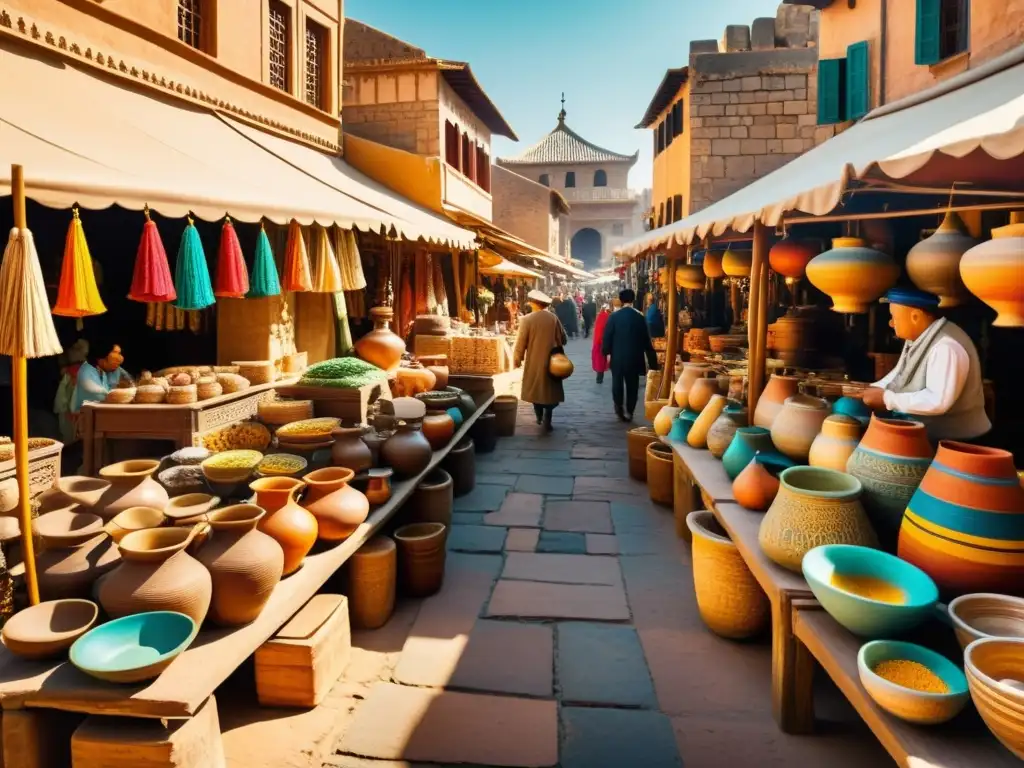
[308,336,889,768]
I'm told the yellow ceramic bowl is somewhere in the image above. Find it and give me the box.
[965,637,1024,758]
[857,640,968,725]
[201,450,262,484]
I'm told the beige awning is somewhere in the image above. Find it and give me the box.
[0,40,475,247]
[617,46,1024,258]
[480,256,542,281]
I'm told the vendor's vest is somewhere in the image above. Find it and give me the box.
[887,318,990,441]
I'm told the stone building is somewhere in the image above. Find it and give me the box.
[491,165,571,259]
[497,102,640,270]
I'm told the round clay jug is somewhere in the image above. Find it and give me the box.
[753,375,800,429]
[354,306,406,372]
[758,466,877,573]
[95,459,169,520]
[409,469,453,527]
[381,420,433,479]
[98,526,212,625]
[808,415,862,472]
[417,355,449,391]
[673,364,712,410]
[722,426,776,480]
[806,237,900,313]
[733,453,790,512]
[422,412,456,451]
[707,403,748,459]
[688,377,721,415]
[906,210,978,308]
[654,406,682,438]
[194,504,284,626]
[470,412,498,454]
[302,467,370,542]
[770,394,830,462]
[250,476,306,514]
[331,426,374,473]
[846,415,934,553]
[959,221,1024,327]
[257,484,318,575]
[35,511,121,600]
[688,395,727,449]
[548,353,574,380]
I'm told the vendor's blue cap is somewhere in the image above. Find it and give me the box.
[882,287,940,311]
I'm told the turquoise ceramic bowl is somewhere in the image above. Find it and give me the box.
[70,611,198,684]
[802,544,939,638]
[833,396,871,426]
[858,640,968,724]
[446,407,465,427]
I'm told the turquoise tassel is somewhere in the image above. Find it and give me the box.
[248,226,281,298]
[173,220,215,310]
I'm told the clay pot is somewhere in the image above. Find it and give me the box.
[688,378,721,414]
[753,375,800,429]
[422,413,456,450]
[549,353,574,380]
[770,394,830,462]
[193,504,283,626]
[95,460,169,520]
[55,476,110,509]
[0,598,99,660]
[688,395,727,449]
[409,469,453,528]
[703,250,726,279]
[759,466,877,572]
[808,415,862,472]
[250,476,306,514]
[899,441,1024,596]
[35,511,121,600]
[733,453,790,512]
[654,406,682,438]
[668,410,698,443]
[417,355,449,391]
[443,439,476,497]
[302,467,370,542]
[906,210,978,307]
[846,416,934,553]
[491,395,518,437]
[382,420,433,479]
[104,506,166,544]
[331,426,373,473]
[347,535,396,630]
[959,221,1024,327]
[722,426,778,481]
[98,526,212,625]
[722,248,752,277]
[365,468,393,506]
[392,364,437,398]
[707,404,748,459]
[394,522,447,597]
[806,237,900,313]
[627,427,660,481]
[769,238,819,279]
[361,429,387,467]
[768,313,814,366]
[257,483,318,576]
[470,412,498,454]
[354,306,406,372]
[672,364,712,410]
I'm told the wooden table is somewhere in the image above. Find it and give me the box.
[793,604,1018,767]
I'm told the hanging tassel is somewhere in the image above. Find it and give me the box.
[281,219,312,292]
[214,216,250,298]
[0,227,62,358]
[311,225,344,293]
[248,223,282,298]
[173,217,215,311]
[338,228,367,290]
[53,208,107,318]
[128,207,176,303]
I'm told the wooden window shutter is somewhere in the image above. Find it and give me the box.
[674,102,684,136]
[845,41,870,121]
[915,0,942,65]
[816,58,845,125]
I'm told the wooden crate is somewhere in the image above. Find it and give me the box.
[255,594,351,708]
[272,381,391,425]
[0,439,63,498]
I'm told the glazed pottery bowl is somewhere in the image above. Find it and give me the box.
[802,545,939,638]
[858,639,968,724]
[104,506,166,543]
[948,594,1024,650]
[2,599,99,660]
[70,611,198,683]
[965,637,1024,758]
[833,396,871,426]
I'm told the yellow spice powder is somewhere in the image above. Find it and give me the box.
[872,660,949,693]
[829,572,906,604]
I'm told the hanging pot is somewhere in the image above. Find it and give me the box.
[959,221,1024,327]
[806,237,900,313]
[906,211,979,307]
[769,238,819,279]
[677,264,706,290]
[703,250,726,279]
[722,249,752,278]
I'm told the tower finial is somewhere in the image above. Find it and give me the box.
[558,92,566,124]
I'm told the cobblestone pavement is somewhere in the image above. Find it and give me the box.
[293,337,889,768]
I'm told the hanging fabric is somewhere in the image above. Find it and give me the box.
[433,255,448,316]
[331,291,354,356]
[425,252,438,311]
[128,207,176,303]
[0,227,62,358]
[53,208,107,318]
[173,218,215,311]
[400,260,414,338]
[345,290,366,320]
[281,219,312,292]
[214,217,250,298]
[414,248,429,317]
[311,225,344,293]
[248,223,282,298]
[338,228,367,291]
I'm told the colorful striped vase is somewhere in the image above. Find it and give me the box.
[898,442,1024,597]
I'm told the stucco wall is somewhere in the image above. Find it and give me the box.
[651,79,691,220]
[343,69,440,154]
[491,165,552,253]
[437,77,491,157]
[343,16,423,61]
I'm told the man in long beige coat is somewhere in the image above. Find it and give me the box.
[513,290,567,432]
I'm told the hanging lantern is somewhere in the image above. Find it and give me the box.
[53,208,107,317]
[214,217,250,299]
[128,208,176,303]
[959,220,1024,327]
[173,218,215,311]
[310,225,344,293]
[769,238,819,280]
[703,250,726,279]
[281,219,312,292]
[906,211,979,308]
[722,248,752,278]
[677,264,706,290]
[248,224,281,298]
[806,237,900,314]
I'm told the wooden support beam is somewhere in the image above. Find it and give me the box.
[748,222,770,416]
[659,257,678,401]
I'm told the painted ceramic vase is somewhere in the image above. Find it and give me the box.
[770,395,830,462]
[833,395,871,426]
[899,441,1024,596]
[846,416,934,553]
[722,248,752,278]
[331,426,373,473]
[688,395,727,449]
[906,210,978,308]
[752,375,799,429]
[256,483,318,575]
[707,404,748,459]
[673,364,712,410]
[959,221,1024,327]
[381,420,433,478]
[422,412,457,450]
[303,467,370,542]
[733,453,790,512]
[808,415,862,472]
[96,459,169,521]
[769,238,819,279]
[806,237,901,313]
[688,378,721,415]
[354,306,406,372]
[759,466,878,573]
[654,406,683,438]
[722,427,776,481]
[703,250,726,279]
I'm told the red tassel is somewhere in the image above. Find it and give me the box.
[128,208,176,303]
[214,218,250,298]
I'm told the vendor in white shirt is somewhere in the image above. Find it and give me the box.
[862,287,990,442]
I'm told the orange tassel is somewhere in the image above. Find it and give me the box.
[281,220,312,292]
[53,208,107,317]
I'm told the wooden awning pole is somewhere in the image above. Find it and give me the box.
[748,222,769,416]
[659,255,678,401]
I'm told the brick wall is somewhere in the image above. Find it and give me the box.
[491,165,553,253]
[343,99,440,155]
[344,19,425,61]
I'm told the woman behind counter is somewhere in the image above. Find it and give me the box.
[71,343,131,414]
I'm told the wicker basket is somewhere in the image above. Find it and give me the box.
[449,336,504,375]
[104,388,136,405]
[627,427,660,482]
[646,442,674,507]
[166,384,197,405]
[133,385,166,405]
[413,334,451,358]
[234,361,276,385]
[212,365,240,375]
[196,378,223,400]
[645,398,669,421]
[347,536,397,630]
[686,510,769,640]
[258,399,315,426]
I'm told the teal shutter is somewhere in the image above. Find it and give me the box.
[817,58,843,125]
[846,41,870,120]
[915,0,942,65]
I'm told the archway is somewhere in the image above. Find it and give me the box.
[571,228,602,270]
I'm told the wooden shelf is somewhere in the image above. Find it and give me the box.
[668,441,735,505]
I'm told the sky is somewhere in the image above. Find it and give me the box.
[345,0,784,190]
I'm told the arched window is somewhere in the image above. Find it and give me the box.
[538,174,549,186]
[593,170,607,187]
[565,171,576,188]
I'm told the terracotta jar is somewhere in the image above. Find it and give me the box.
[470,412,498,454]
[769,238,819,279]
[707,404,748,459]
[98,526,212,625]
[96,459,169,520]
[753,375,800,430]
[394,522,447,597]
[906,210,978,307]
[416,354,449,391]
[654,406,682,438]
[250,476,306,514]
[256,482,318,575]
[770,394,830,462]
[722,426,777,481]
[302,466,370,542]
[959,221,1024,327]
[846,415,934,553]
[409,469,453,528]
[688,395,727,449]
[442,438,476,497]
[194,504,284,626]
[392,364,437,398]
[899,441,1024,596]
[759,466,877,572]
[35,511,120,600]
[382,420,433,479]
[808,415,862,472]
[490,395,519,437]
[673,364,712,410]
[365,468,393,506]
[331,426,373,473]
[354,306,406,372]
[422,412,456,450]
[806,237,900,313]
[688,378,721,415]
[734,453,790,512]
[347,535,396,630]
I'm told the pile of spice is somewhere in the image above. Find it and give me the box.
[872,660,949,693]
[830,572,906,604]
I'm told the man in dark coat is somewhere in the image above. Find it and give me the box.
[581,296,598,338]
[601,289,658,421]
[553,295,579,339]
